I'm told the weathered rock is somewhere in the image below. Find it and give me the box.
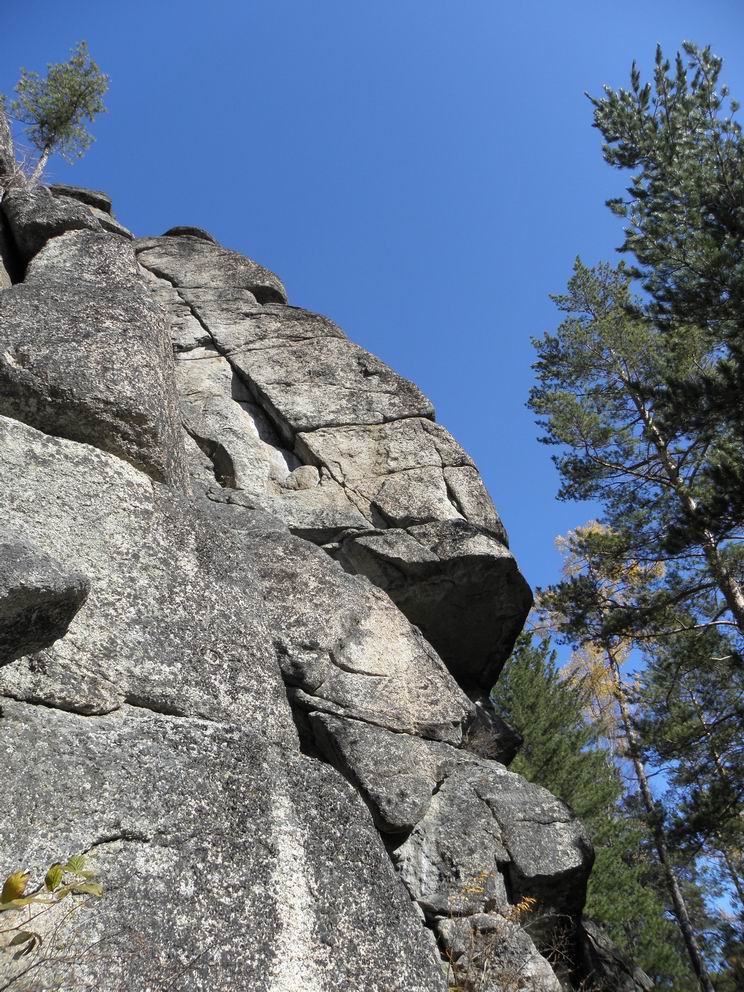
[297,418,503,534]
[162,224,218,243]
[49,183,113,213]
[578,921,655,991]
[88,204,134,238]
[0,533,89,665]
[309,712,447,832]
[0,700,446,992]
[2,185,101,261]
[335,522,533,689]
[307,714,592,927]
[135,235,287,303]
[387,746,591,923]
[0,416,295,737]
[219,509,476,744]
[0,230,189,488]
[436,914,562,992]
[0,186,618,988]
[203,309,435,439]
[174,344,370,539]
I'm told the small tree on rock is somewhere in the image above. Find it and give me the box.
[0,41,108,188]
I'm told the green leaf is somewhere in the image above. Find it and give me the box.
[64,854,86,874]
[9,930,40,948]
[45,862,64,891]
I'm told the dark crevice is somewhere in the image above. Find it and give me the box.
[84,830,153,854]
[0,692,118,719]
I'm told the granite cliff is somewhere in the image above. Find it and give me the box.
[0,181,649,991]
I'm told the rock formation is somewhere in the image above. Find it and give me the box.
[0,181,648,991]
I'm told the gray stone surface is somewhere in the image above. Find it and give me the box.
[174,343,369,540]
[88,203,134,238]
[0,230,189,488]
[137,254,531,692]
[162,224,218,242]
[49,183,113,213]
[2,185,101,260]
[297,418,503,533]
[135,235,288,303]
[224,512,476,745]
[335,522,533,689]
[384,743,591,923]
[437,914,562,992]
[0,700,446,992]
[309,712,447,833]
[0,533,89,665]
[578,921,655,992]
[306,713,592,929]
[0,415,295,738]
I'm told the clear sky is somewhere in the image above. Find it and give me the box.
[2,1,743,593]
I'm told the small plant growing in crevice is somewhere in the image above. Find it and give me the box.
[0,854,103,991]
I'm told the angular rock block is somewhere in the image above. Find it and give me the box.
[0,231,189,489]
[335,521,533,689]
[296,418,504,535]
[135,235,288,303]
[0,534,89,665]
[308,714,592,923]
[162,224,218,243]
[229,519,476,745]
[2,185,101,261]
[49,183,114,214]
[174,344,369,541]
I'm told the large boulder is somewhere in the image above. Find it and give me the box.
[2,184,101,261]
[49,183,113,213]
[437,914,562,992]
[135,235,288,303]
[334,521,532,689]
[307,714,593,926]
[0,230,189,488]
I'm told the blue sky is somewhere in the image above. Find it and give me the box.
[2,0,743,592]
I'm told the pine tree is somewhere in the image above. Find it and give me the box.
[539,527,718,992]
[529,260,744,646]
[0,41,107,188]
[587,42,744,575]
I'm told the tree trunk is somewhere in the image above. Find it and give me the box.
[30,144,50,184]
[608,651,716,992]
[0,102,15,186]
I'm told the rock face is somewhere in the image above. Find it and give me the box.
[0,185,606,992]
